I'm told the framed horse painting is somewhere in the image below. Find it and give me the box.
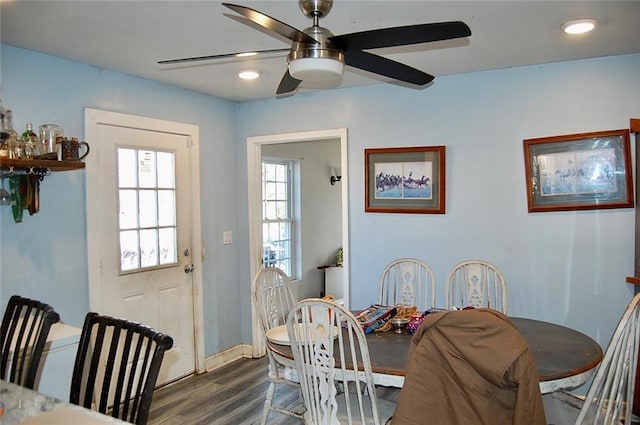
[523,129,633,213]
[364,146,446,214]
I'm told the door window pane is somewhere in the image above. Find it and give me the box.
[119,189,138,230]
[120,230,139,271]
[158,190,176,227]
[140,229,158,268]
[138,150,156,188]
[118,149,137,187]
[139,190,158,228]
[157,152,175,189]
[159,228,177,265]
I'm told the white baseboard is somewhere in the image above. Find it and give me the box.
[204,343,254,372]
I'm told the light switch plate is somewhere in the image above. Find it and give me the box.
[223,231,232,245]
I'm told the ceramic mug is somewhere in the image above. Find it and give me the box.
[57,137,90,161]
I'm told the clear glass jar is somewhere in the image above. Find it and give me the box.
[4,110,19,159]
[39,123,63,154]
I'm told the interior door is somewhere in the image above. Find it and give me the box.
[85,110,200,384]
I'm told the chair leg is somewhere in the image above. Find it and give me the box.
[262,362,305,422]
[261,381,276,425]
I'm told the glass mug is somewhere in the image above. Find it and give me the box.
[56,137,90,161]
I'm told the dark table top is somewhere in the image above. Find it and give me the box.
[269,317,603,384]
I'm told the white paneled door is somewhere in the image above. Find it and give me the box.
[85,109,203,385]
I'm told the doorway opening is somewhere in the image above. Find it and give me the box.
[247,128,349,357]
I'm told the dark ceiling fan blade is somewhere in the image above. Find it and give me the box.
[329,21,471,51]
[343,50,434,86]
[158,48,290,65]
[276,69,302,96]
[222,3,319,45]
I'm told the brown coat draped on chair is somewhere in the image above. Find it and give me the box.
[392,308,546,425]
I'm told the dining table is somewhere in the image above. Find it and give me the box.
[267,316,604,394]
[0,379,128,425]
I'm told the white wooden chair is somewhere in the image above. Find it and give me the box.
[544,292,640,425]
[378,258,436,311]
[286,298,396,425]
[445,260,507,313]
[253,267,305,424]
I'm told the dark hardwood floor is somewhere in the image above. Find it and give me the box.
[147,356,401,425]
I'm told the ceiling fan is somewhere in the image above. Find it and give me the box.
[159,1,472,97]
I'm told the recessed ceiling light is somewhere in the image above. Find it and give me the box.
[562,19,597,34]
[238,70,260,80]
[236,52,257,58]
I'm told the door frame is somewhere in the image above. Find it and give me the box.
[247,128,349,357]
[84,108,205,374]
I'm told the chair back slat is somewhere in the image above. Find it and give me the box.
[1,295,60,389]
[102,322,123,413]
[113,327,134,418]
[70,312,173,425]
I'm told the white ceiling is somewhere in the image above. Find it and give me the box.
[2,1,639,102]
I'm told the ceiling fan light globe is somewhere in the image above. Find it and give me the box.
[289,57,344,82]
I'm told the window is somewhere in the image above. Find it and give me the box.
[262,159,294,277]
[118,148,178,273]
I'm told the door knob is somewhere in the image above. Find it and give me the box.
[184,264,195,273]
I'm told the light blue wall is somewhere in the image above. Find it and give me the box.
[0,45,240,356]
[1,43,639,360]
[236,54,640,348]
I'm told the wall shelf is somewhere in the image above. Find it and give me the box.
[0,158,85,177]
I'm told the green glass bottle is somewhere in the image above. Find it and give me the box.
[21,122,40,158]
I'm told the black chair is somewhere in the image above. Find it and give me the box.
[1,294,60,389]
[70,312,174,425]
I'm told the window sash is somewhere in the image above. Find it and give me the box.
[262,159,294,277]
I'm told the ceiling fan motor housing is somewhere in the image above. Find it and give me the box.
[288,25,344,82]
[298,0,333,19]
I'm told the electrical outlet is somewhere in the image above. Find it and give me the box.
[223,231,232,245]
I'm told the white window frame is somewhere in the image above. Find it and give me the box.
[261,157,296,279]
